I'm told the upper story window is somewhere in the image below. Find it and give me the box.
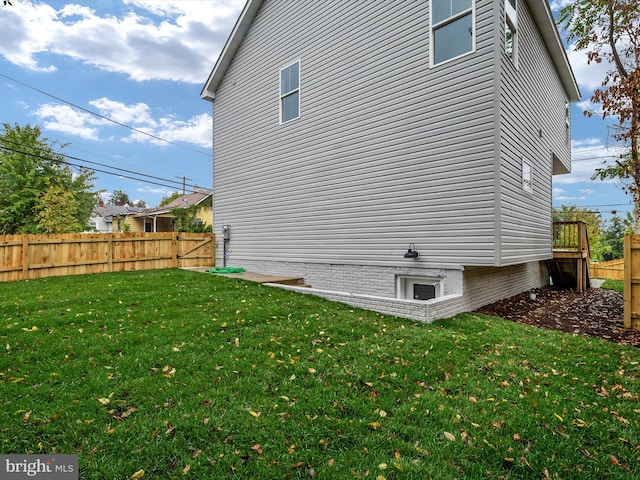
[431,0,474,65]
[280,60,300,124]
[522,160,532,192]
[505,0,518,65]
[565,100,570,144]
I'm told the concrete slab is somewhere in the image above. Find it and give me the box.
[180,267,305,285]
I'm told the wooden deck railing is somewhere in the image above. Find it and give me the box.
[551,221,590,292]
[552,221,590,254]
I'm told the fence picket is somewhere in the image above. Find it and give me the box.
[0,232,215,282]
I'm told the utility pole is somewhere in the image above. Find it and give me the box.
[175,176,193,196]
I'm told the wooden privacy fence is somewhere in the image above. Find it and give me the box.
[624,235,640,330]
[0,232,215,283]
[590,259,624,281]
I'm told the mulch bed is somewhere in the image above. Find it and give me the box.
[475,286,640,348]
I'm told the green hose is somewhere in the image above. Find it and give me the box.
[207,267,246,274]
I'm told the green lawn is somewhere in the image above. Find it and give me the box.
[1,269,639,479]
[602,279,624,292]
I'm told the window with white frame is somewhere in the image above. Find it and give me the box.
[505,0,517,65]
[431,0,474,65]
[522,160,532,192]
[280,61,300,123]
[565,100,570,144]
[397,276,442,301]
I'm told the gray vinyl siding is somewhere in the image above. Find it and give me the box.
[213,0,502,267]
[497,0,571,265]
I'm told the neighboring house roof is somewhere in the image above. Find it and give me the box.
[96,205,146,223]
[201,0,580,102]
[134,190,212,218]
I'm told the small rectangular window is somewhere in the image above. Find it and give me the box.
[522,160,532,192]
[565,100,570,144]
[280,61,300,123]
[397,276,442,301]
[431,0,474,65]
[505,0,517,65]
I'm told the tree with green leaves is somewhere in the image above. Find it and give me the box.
[35,180,84,233]
[0,123,98,234]
[108,189,131,206]
[171,204,212,233]
[560,1,640,229]
[601,213,627,260]
[553,205,605,261]
[159,192,181,207]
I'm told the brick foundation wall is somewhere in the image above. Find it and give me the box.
[242,260,548,323]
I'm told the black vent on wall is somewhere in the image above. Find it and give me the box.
[413,284,436,301]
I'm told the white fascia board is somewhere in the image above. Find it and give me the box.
[200,0,266,101]
[526,0,580,101]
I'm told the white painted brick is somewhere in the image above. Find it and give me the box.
[227,260,546,323]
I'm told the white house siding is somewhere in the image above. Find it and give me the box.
[497,0,572,265]
[214,0,503,280]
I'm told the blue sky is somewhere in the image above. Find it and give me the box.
[0,0,633,215]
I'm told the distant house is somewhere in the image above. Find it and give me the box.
[132,189,213,232]
[89,190,212,233]
[200,0,580,321]
[90,201,145,233]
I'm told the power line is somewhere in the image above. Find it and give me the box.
[0,142,211,192]
[0,136,207,190]
[0,72,211,158]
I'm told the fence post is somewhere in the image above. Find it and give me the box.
[211,233,216,267]
[108,235,113,273]
[172,232,178,269]
[21,234,29,280]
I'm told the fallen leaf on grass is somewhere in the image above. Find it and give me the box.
[251,444,263,455]
[110,407,136,420]
[131,470,145,479]
[369,422,381,430]
[249,411,260,418]
[182,465,190,475]
[443,431,456,441]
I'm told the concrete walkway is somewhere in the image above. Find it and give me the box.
[180,267,306,285]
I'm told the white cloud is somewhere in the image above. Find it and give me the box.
[34,97,212,147]
[89,97,157,126]
[554,140,626,185]
[0,0,245,83]
[549,0,574,11]
[566,43,614,92]
[122,112,212,148]
[35,103,108,140]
